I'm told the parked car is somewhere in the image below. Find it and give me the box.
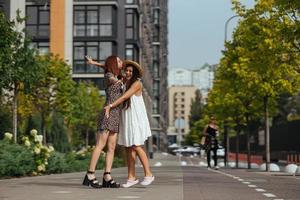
[172,146,200,156]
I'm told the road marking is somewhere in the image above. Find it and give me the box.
[263,193,276,198]
[210,169,283,200]
[256,188,266,192]
[117,196,140,199]
[242,181,250,184]
[248,185,257,188]
[53,191,72,194]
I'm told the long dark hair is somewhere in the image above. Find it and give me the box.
[123,65,140,109]
[105,55,120,76]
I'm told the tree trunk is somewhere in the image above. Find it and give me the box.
[264,96,270,172]
[41,112,47,144]
[235,129,240,168]
[13,85,18,143]
[85,128,89,148]
[246,115,251,169]
[223,122,228,167]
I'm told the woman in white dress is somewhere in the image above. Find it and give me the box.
[104,60,154,188]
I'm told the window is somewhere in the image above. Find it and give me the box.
[125,9,139,40]
[153,45,159,61]
[73,41,114,74]
[153,26,160,42]
[30,42,49,55]
[153,61,159,78]
[153,98,159,114]
[74,5,114,37]
[153,81,160,96]
[26,5,50,38]
[125,44,139,61]
[126,0,135,4]
[153,8,160,25]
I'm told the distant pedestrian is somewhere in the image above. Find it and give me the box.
[203,116,219,170]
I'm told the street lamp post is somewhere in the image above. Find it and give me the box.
[224,15,239,167]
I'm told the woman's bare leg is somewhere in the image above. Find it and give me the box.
[103,131,118,180]
[127,147,137,180]
[87,130,109,179]
[133,145,152,177]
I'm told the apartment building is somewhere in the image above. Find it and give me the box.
[0,0,168,153]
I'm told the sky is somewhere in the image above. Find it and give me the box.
[168,0,255,69]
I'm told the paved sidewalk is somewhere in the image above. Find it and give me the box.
[1,153,300,200]
[0,153,183,200]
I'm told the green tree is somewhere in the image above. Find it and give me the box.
[70,82,103,147]
[0,11,46,143]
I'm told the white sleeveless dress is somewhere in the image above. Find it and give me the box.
[118,94,152,147]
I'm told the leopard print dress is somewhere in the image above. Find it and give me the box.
[98,72,123,133]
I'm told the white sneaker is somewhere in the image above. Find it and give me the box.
[122,179,139,188]
[140,176,155,186]
[214,166,219,170]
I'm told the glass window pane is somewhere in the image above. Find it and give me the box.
[26,7,37,24]
[87,11,98,23]
[38,47,49,55]
[74,6,85,10]
[74,25,85,36]
[38,25,49,37]
[100,25,112,36]
[126,0,134,4]
[87,6,98,10]
[39,11,49,24]
[87,64,99,73]
[126,28,133,39]
[75,11,85,24]
[99,42,112,60]
[74,61,85,73]
[74,47,84,60]
[100,6,112,23]
[87,42,98,46]
[87,46,98,59]
[87,25,98,36]
[126,49,133,60]
[126,14,133,26]
[26,26,37,37]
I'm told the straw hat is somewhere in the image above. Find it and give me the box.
[123,60,143,77]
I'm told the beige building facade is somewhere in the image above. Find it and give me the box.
[168,86,197,144]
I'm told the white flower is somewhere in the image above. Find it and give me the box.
[24,140,31,147]
[36,135,43,143]
[37,164,45,172]
[48,145,55,152]
[34,147,41,154]
[30,129,38,136]
[34,135,43,143]
[4,132,13,140]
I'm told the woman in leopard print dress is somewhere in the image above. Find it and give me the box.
[83,55,123,188]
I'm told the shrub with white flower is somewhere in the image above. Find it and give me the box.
[21,129,54,174]
[4,132,13,141]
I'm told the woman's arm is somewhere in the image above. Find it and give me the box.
[85,55,105,69]
[104,81,141,117]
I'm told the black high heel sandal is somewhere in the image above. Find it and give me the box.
[82,171,102,188]
[102,172,120,188]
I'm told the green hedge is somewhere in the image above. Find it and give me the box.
[0,141,35,177]
[0,140,125,178]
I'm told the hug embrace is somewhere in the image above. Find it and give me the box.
[82,56,154,189]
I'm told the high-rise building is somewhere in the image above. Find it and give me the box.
[167,86,197,144]
[1,0,168,153]
[168,63,217,99]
